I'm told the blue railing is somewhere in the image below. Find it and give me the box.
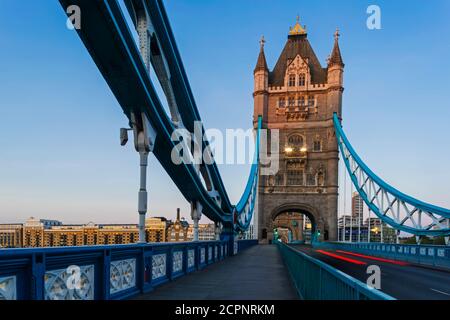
[313,241,450,271]
[276,242,394,300]
[0,239,257,300]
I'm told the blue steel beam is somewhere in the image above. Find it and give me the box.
[124,0,233,214]
[234,116,261,232]
[59,0,232,225]
[333,113,450,236]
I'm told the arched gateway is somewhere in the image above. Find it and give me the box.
[253,18,344,243]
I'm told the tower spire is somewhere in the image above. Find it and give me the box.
[329,27,344,66]
[259,35,266,51]
[254,35,268,73]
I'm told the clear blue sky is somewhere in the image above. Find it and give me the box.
[0,0,449,224]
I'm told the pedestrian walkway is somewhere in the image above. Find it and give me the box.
[135,245,299,300]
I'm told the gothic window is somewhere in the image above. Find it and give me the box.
[307,173,316,186]
[298,73,306,86]
[288,97,295,106]
[287,170,304,185]
[288,74,296,87]
[275,174,284,186]
[279,98,285,107]
[308,95,315,106]
[288,134,304,147]
[313,140,322,152]
[298,96,305,106]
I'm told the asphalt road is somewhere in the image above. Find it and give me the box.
[289,244,450,300]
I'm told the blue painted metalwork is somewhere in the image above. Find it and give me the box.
[276,241,395,300]
[234,116,262,232]
[124,0,233,214]
[0,240,256,300]
[314,241,450,271]
[333,113,450,236]
[58,0,260,234]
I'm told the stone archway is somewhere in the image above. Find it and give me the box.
[261,202,327,244]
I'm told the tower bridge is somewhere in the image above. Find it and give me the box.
[0,0,449,301]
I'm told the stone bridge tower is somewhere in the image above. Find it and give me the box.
[253,18,344,243]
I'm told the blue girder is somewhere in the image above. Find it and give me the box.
[333,113,450,236]
[59,0,259,232]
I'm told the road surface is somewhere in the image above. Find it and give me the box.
[290,244,450,300]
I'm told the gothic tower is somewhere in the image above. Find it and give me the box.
[253,18,344,243]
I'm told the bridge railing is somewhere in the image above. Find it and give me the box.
[0,240,255,300]
[276,242,394,300]
[313,241,450,270]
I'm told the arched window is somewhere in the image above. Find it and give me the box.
[288,97,295,106]
[298,73,306,86]
[288,134,304,147]
[313,140,322,152]
[288,74,296,87]
[298,96,305,106]
[308,95,315,106]
[307,173,316,186]
[275,174,284,186]
[287,170,304,185]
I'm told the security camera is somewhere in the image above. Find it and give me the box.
[120,128,129,146]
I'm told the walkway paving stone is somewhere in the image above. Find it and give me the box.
[135,245,299,300]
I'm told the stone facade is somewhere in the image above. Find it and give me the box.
[253,19,344,243]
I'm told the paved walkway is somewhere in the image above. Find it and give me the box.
[135,245,299,300]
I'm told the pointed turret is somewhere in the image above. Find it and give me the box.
[254,36,268,73]
[327,28,344,116]
[253,36,269,126]
[328,28,344,67]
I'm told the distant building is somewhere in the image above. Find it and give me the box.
[337,215,397,243]
[187,224,215,241]
[23,217,44,247]
[0,224,23,248]
[1,216,172,248]
[351,192,363,218]
[145,218,167,243]
[167,209,189,242]
[40,219,63,229]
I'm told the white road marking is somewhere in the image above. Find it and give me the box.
[430,288,450,296]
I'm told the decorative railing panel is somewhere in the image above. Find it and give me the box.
[172,251,183,274]
[152,254,167,281]
[110,259,136,295]
[45,265,95,300]
[0,240,255,300]
[187,249,195,269]
[0,276,16,300]
[200,248,206,264]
